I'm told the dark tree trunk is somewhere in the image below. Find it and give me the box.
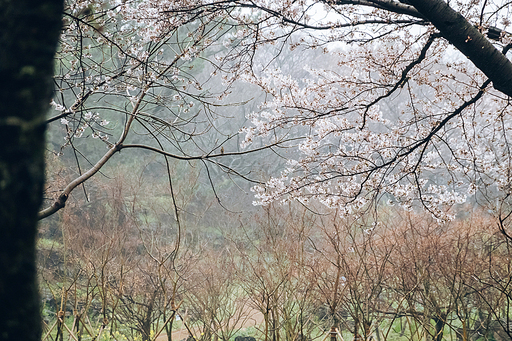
[165,312,174,341]
[433,314,446,341]
[0,0,63,340]
[142,291,157,341]
[353,314,361,341]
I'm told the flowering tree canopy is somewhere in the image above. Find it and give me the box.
[43,0,512,224]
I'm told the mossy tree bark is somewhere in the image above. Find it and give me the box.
[0,0,63,340]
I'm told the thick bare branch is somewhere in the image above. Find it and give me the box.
[333,0,424,18]
[408,0,512,97]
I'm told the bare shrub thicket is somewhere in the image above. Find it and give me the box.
[39,181,512,341]
[234,205,318,341]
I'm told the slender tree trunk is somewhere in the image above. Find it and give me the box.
[0,1,62,340]
[142,291,157,341]
[166,316,174,341]
[76,314,82,341]
[363,319,372,341]
[57,315,65,341]
[353,314,361,341]
[329,326,337,341]
[433,314,446,341]
[330,310,340,341]
[461,318,468,341]
[264,309,270,341]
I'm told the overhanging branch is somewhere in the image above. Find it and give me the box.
[407,0,512,97]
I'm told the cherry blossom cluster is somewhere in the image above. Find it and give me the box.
[236,2,512,220]
[49,0,512,221]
